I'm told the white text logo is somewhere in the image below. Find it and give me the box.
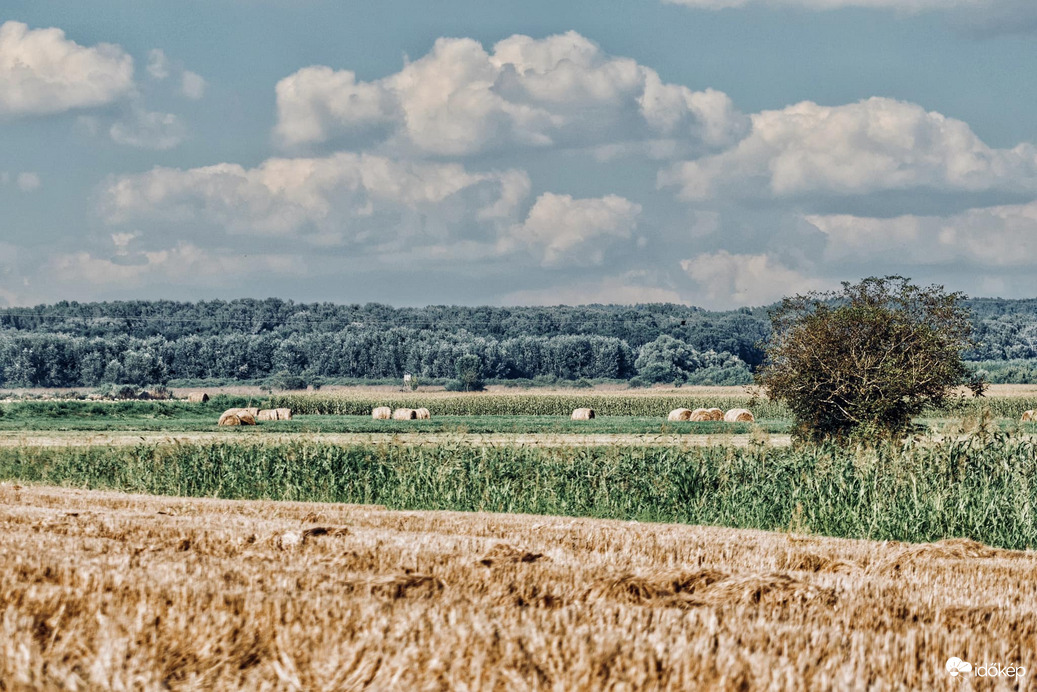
[946,657,1026,678]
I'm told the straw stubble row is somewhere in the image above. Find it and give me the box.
[0,483,1033,690]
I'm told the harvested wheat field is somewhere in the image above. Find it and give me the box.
[1,483,1034,690]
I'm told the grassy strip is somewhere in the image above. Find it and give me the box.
[6,393,1037,421]
[2,434,1035,549]
[0,396,261,419]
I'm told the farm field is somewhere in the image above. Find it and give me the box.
[3,435,1036,549]
[3,387,1037,438]
[1,483,1033,689]
[0,402,787,435]
[2,387,1036,688]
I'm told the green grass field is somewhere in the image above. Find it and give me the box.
[0,409,787,435]
[4,394,1036,434]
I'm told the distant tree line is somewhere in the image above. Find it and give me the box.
[0,299,769,362]
[0,329,753,388]
[0,297,1035,387]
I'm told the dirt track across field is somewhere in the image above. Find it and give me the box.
[0,483,1034,689]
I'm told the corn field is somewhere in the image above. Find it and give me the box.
[269,390,1037,421]
[4,433,1036,549]
[269,392,792,418]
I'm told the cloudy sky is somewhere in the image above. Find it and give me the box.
[2,1,1037,308]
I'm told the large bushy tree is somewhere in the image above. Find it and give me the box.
[758,277,974,441]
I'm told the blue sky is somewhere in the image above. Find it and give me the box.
[2,0,1037,308]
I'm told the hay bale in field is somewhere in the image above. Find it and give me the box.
[257,409,278,421]
[1022,410,1036,422]
[706,408,724,421]
[571,408,595,420]
[688,408,712,422]
[187,392,209,403]
[668,408,693,421]
[393,408,417,420]
[372,407,392,420]
[219,408,257,426]
[724,408,754,423]
[275,408,292,421]
[415,408,431,420]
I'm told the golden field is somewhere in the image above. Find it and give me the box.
[1,483,1033,690]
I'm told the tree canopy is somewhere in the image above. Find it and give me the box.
[758,277,974,441]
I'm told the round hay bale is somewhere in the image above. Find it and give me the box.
[219,408,257,426]
[1022,410,1036,422]
[415,408,431,420]
[689,408,712,422]
[187,392,209,403]
[218,413,241,427]
[257,409,278,422]
[571,408,595,420]
[218,409,240,426]
[724,408,754,423]
[706,408,724,421]
[392,408,417,420]
[276,408,292,421]
[668,408,693,421]
[372,407,392,420]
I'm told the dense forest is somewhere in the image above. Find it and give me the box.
[0,298,1035,387]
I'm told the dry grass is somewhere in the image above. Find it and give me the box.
[1,484,1034,690]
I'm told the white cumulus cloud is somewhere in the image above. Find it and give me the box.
[146,49,170,81]
[660,97,1037,201]
[109,107,187,150]
[49,243,305,287]
[274,31,747,157]
[502,193,642,267]
[101,152,532,249]
[681,250,826,307]
[809,200,1037,267]
[0,21,134,117]
[180,71,206,100]
[16,172,41,191]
